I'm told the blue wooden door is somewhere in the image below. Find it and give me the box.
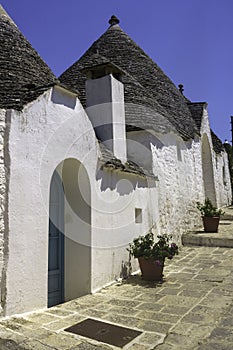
[48,171,64,307]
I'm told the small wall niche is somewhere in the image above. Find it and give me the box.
[177,142,182,162]
[135,208,142,223]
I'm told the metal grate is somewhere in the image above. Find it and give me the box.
[65,318,142,347]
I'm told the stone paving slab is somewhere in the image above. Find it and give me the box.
[0,245,232,349]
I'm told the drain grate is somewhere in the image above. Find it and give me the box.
[65,318,142,347]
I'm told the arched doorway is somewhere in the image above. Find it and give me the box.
[48,171,64,307]
[201,134,217,205]
[48,158,91,307]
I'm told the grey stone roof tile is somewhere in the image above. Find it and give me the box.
[211,130,224,154]
[59,19,199,140]
[188,102,206,130]
[0,6,57,110]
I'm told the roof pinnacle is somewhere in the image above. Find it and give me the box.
[178,84,184,95]
[109,15,120,26]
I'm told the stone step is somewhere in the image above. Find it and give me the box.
[221,213,233,220]
[182,231,233,248]
[182,216,233,248]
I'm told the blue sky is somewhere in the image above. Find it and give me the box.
[1,0,233,142]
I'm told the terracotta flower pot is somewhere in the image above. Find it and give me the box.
[202,216,220,232]
[138,257,164,281]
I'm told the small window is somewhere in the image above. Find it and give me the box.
[223,165,226,183]
[135,208,142,223]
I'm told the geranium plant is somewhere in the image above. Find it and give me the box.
[127,231,179,266]
[196,198,224,217]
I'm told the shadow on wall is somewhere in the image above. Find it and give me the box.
[120,260,131,279]
[96,165,156,195]
[126,131,164,174]
[51,87,76,109]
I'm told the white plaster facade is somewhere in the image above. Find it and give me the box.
[4,87,98,315]
[0,84,159,315]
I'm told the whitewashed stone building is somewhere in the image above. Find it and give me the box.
[0,8,231,316]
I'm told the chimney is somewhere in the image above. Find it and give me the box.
[84,62,127,163]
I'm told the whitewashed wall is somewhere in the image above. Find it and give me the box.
[0,108,8,316]
[151,132,203,241]
[3,86,159,315]
[91,170,158,292]
[127,121,231,244]
[4,86,98,315]
[127,130,203,241]
[200,106,231,207]
[215,151,232,206]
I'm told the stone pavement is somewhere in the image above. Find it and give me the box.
[0,245,233,350]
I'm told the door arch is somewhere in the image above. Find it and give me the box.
[48,158,91,306]
[201,134,217,205]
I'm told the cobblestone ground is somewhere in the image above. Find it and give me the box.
[0,245,233,349]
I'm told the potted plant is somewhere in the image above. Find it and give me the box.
[196,198,224,232]
[127,231,179,281]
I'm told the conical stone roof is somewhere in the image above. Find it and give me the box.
[0,6,57,110]
[60,16,198,140]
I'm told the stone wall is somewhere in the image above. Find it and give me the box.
[127,125,231,244]
[151,133,203,241]
[127,130,204,241]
